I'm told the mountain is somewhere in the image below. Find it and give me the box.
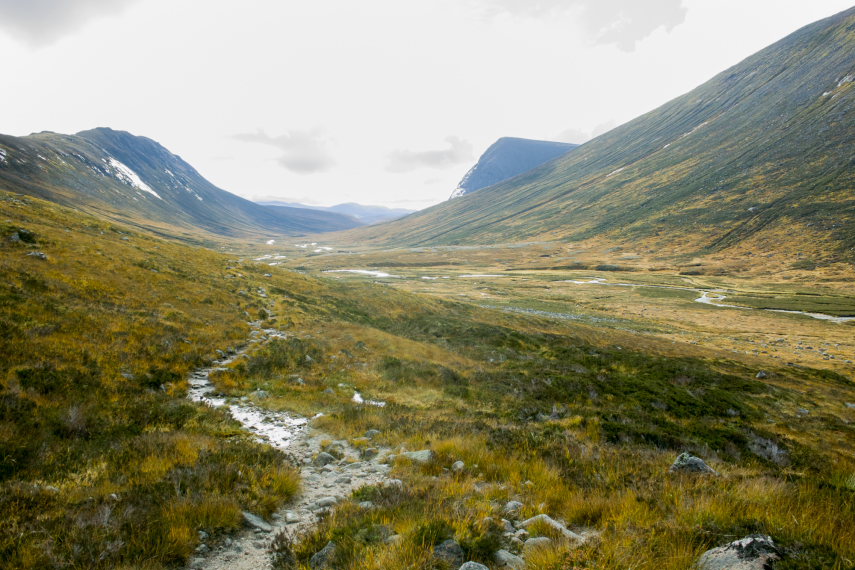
[345,8,855,264]
[256,200,414,225]
[0,128,361,239]
[449,137,578,199]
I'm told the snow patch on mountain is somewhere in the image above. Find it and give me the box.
[105,157,162,200]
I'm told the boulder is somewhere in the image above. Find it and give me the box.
[669,452,717,475]
[696,535,780,569]
[309,541,337,569]
[434,539,465,567]
[495,549,525,569]
[519,514,583,541]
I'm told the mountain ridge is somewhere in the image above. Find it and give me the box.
[0,127,361,239]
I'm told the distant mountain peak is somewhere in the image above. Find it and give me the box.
[451,137,578,199]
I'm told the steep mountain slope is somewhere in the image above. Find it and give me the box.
[0,128,360,239]
[257,200,414,225]
[449,137,578,199]
[346,8,855,264]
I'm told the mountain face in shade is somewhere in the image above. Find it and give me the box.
[449,137,578,199]
[344,7,855,264]
[0,128,360,238]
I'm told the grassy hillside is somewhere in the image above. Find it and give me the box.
[343,7,855,266]
[0,128,360,241]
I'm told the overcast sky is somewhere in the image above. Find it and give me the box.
[1,1,851,209]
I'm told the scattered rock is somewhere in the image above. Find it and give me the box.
[669,452,718,475]
[434,539,465,567]
[696,535,781,569]
[324,388,335,395]
[495,549,525,569]
[359,501,375,509]
[747,434,789,466]
[519,514,583,541]
[362,447,379,460]
[400,449,435,463]
[451,460,465,472]
[459,563,490,570]
[335,475,352,484]
[755,370,769,379]
[365,429,381,439]
[253,390,269,399]
[309,541,337,569]
[198,530,209,540]
[503,500,524,519]
[385,534,403,545]
[242,511,272,533]
[195,544,209,554]
[313,452,337,467]
[845,402,855,409]
[27,251,48,260]
[523,536,551,553]
[284,511,300,524]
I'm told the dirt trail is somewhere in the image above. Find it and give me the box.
[186,323,393,570]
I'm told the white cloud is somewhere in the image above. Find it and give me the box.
[0,0,141,46]
[474,0,687,51]
[234,129,336,175]
[386,136,474,173]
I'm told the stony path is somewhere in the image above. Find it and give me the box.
[186,322,393,570]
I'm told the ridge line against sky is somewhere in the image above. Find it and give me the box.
[0,0,851,209]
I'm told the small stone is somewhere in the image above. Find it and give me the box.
[451,460,465,472]
[359,501,375,509]
[365,429,381,439]
[519,514,583,541]
[198,530,209,540]
[755,370,769,379]
[345,462,365,470]
[313,452,337,467]
[696,535,780,570]
[669,452,717,475]
[27,251,48,260]
[501,519,514,533]
[400,449,434,463]
[285,511,300,524]
[523,536,552,553]
[845,402,855,409]
[434,539,465,567]
[385,534,403,545]
[316,496,338,508]
[459,563,489,570]
[242,511,273,532]
[335,475,352,484]
[309,541,337,569]
[362,447,379,460]
[252,540,266,548]
[503,500,524,519]
[495,549,525,569]
[195,544,209,554]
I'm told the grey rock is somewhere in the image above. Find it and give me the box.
[253,390,269,399]
[669,452,718,475]
[514,529,530,541]
[362,447,379,460]
[451,460,465,472]
[27,251,48,260]
[344,461,365,470]
[195,544,209,554]
[335,475,352,484]
[313,452,337,467]
[501,519,514,533]
[755,370,769,379]
[523,536,552,553]
[324,388,335,394]
[365,429,381,439]
[358,501,375,509]
[459,563,490,570]
[747,434,789,466]
[387,478,404,487]
[434,539,465,567]
[495,549,525,569]
[385,534,403,545]
[198,530,209,540]
[519,514,583,541]
[252,540,266,548]
[316,496,338,508]
[309,541,337,569]
[846,402,855,409]
[503,500,524,519]
[400,449,435,463]
[284,511,300,524]
[242,511,272,532]
[696,535,780,569]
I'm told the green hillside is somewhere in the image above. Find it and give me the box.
[344,7,855,264]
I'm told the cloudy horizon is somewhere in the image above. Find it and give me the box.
[0,0,851,209]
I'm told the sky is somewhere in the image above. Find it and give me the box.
[0,1,852,209]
